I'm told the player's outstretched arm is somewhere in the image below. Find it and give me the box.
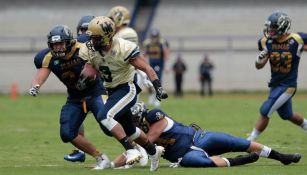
[130,55,168,100]
[29,68,51,96]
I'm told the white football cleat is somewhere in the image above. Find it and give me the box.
[92,154,111,170]
[125,149,142,165]
[135,144,148,166]
[149,146,164,171]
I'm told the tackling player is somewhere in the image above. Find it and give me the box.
[79,16,168,171]
[110,102,301,168]
[29,25,111,170]
[247,12,307,141]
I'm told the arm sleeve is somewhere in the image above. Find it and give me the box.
[122,40,140,62]
[34,48,50,69]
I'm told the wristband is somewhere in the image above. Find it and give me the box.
[152,79,161,90]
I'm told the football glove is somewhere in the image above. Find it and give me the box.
[29,84,40,97]
[258,49,268,59]
[156,87,168,101]
[256,49,269,64]
[76,75,89,90]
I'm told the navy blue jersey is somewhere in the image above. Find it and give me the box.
[34,42,104,100]
[146,109,195,162]
[77,34,90,43]
[258,32,307,87]
[143,38,169,66]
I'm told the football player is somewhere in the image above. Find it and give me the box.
[29,25,111,169]
[76,15,95,43]
[107,5,153,90]
[110,102,301,168]
[107,5,152,167]
[79,16,168,171]
[63,15,111,163]
[247,12,307,141]
[142,28,170,107]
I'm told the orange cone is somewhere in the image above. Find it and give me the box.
[11,82,18,100]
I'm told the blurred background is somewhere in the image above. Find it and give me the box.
[1,0,307,94]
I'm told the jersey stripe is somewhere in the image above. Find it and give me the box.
[124,46,140,61]
[42,52,53,68]
[106,82,136,119]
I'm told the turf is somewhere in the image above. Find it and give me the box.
[0,92,306,175]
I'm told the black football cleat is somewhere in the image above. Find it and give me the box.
[279,153,301,165]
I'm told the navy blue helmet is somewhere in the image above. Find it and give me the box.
[47,25,74,59]
[264,12,291,39]
[150,28,160,38]
[131,102,149,133]
[77,15,95,36]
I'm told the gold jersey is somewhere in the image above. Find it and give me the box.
[114,27,139,45]
[79,37,140,88]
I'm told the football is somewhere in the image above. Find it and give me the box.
[80,64,97,80]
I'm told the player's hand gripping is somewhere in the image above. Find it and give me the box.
[29,85,40,97]
[152,79,168,101]
[258,49,268,60]
[156,87,168,101]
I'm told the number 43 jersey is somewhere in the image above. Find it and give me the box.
[79,37,140,88]
[258,32,307,87]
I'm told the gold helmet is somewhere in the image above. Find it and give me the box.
[107,6,130,28]
[86,16,116,51]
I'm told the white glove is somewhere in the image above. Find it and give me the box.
[136,70,153,88]
[256,49,268,64]
[143,77,153,88]
[29,85,40,97]
[258,49,268,60]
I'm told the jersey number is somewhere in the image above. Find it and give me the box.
[99,66,112,82]
[270,51,293,73]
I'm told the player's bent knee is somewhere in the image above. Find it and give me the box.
[60,130,77,143]
[129,127,141,140]
[180,151,216,167]
[101,118,118,131]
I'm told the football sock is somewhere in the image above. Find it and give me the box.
[259,145,271,157]
[226,153,259,166]
[268,150,283,161]
[300,119,307,131]
[247,128,261,141]
[142,140,156,155]
[119,137,134,150]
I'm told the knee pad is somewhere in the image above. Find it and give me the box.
[129,127,141,140]
[60,128,77,143]
[100,118,118,131]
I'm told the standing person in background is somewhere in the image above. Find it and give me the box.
[172,54,186,97]
[199,54,214,97]
[247,12,307,141]
[143,28,170,107]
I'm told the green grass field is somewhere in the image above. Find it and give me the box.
[0,92,306,175]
